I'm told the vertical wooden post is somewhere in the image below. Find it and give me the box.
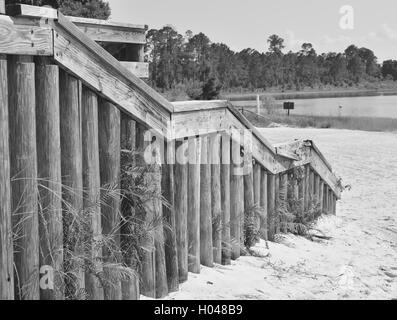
[135,122,155,297]
[151,133,168,299]
[253,163,261,240]
[319,180,324,213]
[162,139,179,293]
[174,139,188,282]
[59,71,85,299]
[259,169,268,240]
[9,59,39,300]
[187,136,201,273]
[304,165,310,211]
[220,133,231,265]
[230,138,242,259]
[36,63,63,300]
[98,100,122,300]
[280,173,288,233]
[323,186,328,214]
[274,174,280,234]
[81,87,104,300]
[309,169,314,205]
[0,1,5,15]
[120,115,139,300]
[0,56,13,300]
[200,135,213,267]
[210,134,222,264]
[243,150,254,248]
[333,195,337,215]
[267,174,276,241]
[314,174,320,204]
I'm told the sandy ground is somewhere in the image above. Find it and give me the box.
[166,128,397,300]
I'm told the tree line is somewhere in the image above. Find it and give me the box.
[146,27,397,99]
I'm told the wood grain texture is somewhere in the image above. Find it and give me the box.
[0,16,52,56]
[59,70,85,298]
[35,63,63,300]
[243,149,254,245]
[162,140,179,293]
[230,137,243,259]
[274,174,280,234]
[135,122,155,298]
[174,139,188,282]
[0,0,5,14]
[8,59,39,300]
[98,99,122,300]
[253,163,261,238]
[220,133,231,265]
[210,134,222,264]
[267,174,276,241]
[0,56,13,300]
[200,135,213,267]
[6,4,58,19]
[259,169,268,240]
[81,87,104,300]
[187,137,201,273]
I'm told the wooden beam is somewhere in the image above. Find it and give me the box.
[9,59,39,300]
[0,1,5,15]
[187,137,201,273]
[259,169,268,240]
[120,61,149,78]
[174,139,188,282]
[210,133,222,264]
[81,87,104,300]
[267,174,276,241]
[0,55,13,300]
[6,4,58,19]
[0,16,53,56]
[220,133,231,265]
[200,135,213,267]
[36,62,63,300]
[52,12,173,137]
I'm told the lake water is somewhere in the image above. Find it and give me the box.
[233,95,397,119]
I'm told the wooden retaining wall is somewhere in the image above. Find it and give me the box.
[0,5,341,300]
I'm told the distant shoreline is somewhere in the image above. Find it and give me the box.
[224,89,397,101]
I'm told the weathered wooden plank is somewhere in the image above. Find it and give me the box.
[81,87,104,300]
[59,70,85,299]
[120,115,139,301]
[174,139,188,282]
[304,165,310,211]
[120,61,149,78]
[0,1,5,15]
[6,4,58,19]
[36,63,63,300]
[200,135,213,267]
[253,163,261,239]
[0,16,53,56]
[220,133,231,265]
[53,13,173,135]
[259,169,268,240]
[187,137,201,273]
[230,137,243,259]
[314,174,320,204]
[162,139,179,293]
[319,180,324,213]
[210,133,222,264]
[243,149,255,248]
[8,59,39,300]
[274,173,280,234]
[135,122,155,298]
[267,174,276,241]
[98,100,122,300]
[280,173,288,233]
[0,56,13,300]
[309,169,315,203]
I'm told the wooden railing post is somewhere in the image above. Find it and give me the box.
[323,185,328,214]
[210,133,222,264]
[267,173,276,241]
[162,139,179,293]
[135,123,155,297]
[220,133,231,265]
[187,136,201,273]
[9,58,39,300]
[200,135,213,267]
[304,165,310,211]
[230,137,243,259]
[0,55,13,300]
[243,147,254,248]
[98,99,122,300]
[259,169,268,240]
[36,62,63,300]
[280,173,288,233]
[120,115,139,300]
[319,179,324,213]
[274,173,280,234]
[81,87,104,300]
[174,139,188,282]
[253,163,261,241]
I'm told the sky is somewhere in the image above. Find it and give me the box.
[107,0,397,62]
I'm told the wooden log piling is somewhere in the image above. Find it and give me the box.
[267,174,276,241]
[259,169,268,240]
[220,133,231,265]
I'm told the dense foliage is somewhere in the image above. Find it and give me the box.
[6,0,111,19]
[146,27,397,99]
